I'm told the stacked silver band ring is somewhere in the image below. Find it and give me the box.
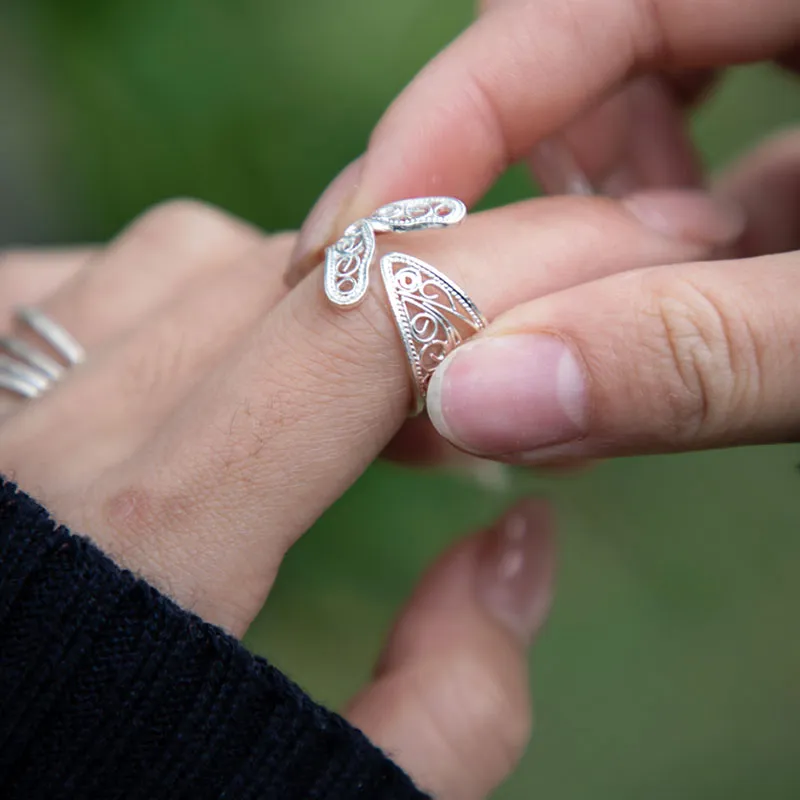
[324,197,486,415]
[0,307,86,399]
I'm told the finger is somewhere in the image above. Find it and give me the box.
[529,75,703,197]
[715,128,800,257]
[425,250,800,463]
[289,0,799,271]
[22,200,263,352]
[387,189,745,469]
[0,202,266,417]
[0,247,96,330]
[95,190,738,633]
[0,235,297,495]
[346,499,555,800]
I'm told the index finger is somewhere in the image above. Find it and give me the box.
[290,0,799,273]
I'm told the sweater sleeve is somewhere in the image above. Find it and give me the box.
[0,479,428,800]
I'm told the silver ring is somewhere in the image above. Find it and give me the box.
[0,308,86,400]
[16,306,86,366]
[380,252,486,415]
[324,197,486,415]
[324,197,467,309]
[0,355,51,397]
[0,335,65,380]
[0,372,44,400]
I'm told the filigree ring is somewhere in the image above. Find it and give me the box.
[324,197,487,415]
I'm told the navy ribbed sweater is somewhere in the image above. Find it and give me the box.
[0,478,428,799]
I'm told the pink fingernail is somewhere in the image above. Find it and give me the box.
[622,189,746,247]
[476,499,556,642]
[426,335,587,457]
[287,158,364,285]
[528,137,594,196]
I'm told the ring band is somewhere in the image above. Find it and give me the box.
[0,336,65,381]
[324,197,486,414]
[0,308,86,400]
[0,371,44,400]
[16,307,86,367]
[0,355,51,397]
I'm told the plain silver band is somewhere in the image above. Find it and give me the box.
[0,335,65,380]
[0,355,50,394]
[0,372,43,399]
[0,308,86,400]
[16,306,86,366]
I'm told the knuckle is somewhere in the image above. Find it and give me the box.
[127,198,257,257]
[645,273,763,442]
[132,198,222,238]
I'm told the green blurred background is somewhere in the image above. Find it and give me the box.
[4,2,800,797]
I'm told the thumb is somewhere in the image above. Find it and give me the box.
[345,500,556,799]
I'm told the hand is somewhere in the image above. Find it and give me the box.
[289,0,798,257]
[288,0,799,465]
[0,195,711,796]
[416,131,800,463]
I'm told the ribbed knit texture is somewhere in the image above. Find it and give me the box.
[0,479,427,799]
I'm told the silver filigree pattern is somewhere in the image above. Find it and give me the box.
[380,252,487,415]
[366,197,467,234]
[324,219,376,308]
[324,197,467,308]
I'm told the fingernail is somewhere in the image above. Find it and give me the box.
[287,157,364,285]
[528,136,594,196]
[477,499,556,642]
[427,335,587,457]
[623,189,746,247]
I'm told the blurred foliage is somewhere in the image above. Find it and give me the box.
[4,1,800,798]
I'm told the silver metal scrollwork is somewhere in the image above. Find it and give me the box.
[379,251,486,415]
[324,197,467,308]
